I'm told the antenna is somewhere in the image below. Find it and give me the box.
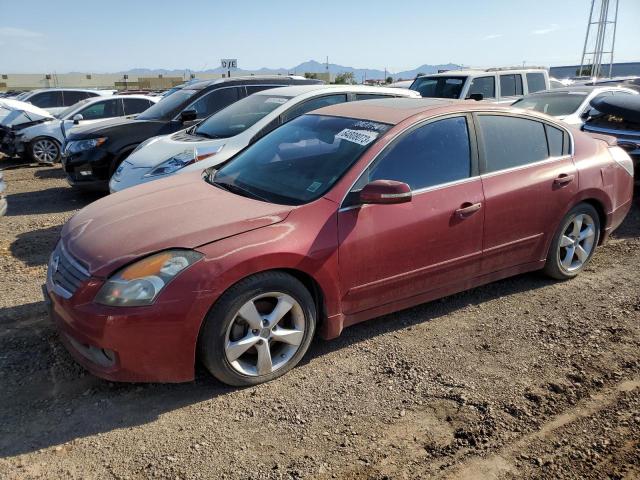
[578,0,619,78]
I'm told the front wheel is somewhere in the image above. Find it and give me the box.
[543,203,600,280]
[198,271,316,386]
[29,137,61,164]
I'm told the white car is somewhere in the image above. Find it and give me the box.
[110,85,420,192]
[13,95,158,164]
[14,88,115,115]
[511,86,638,126]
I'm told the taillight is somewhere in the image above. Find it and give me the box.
[609,146,634,177]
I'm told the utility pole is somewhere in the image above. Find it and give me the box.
[579,0,619,78]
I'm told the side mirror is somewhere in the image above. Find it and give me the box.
[180,109,197,123]
[467,93,484,101]
[72,113,83,124]
[360,180,412,205]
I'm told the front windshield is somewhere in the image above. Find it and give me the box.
[137,89,197,120]
[410,76,467,99]
[195,94,290,139]
[56,98,91,119]
[512,92,587,116]
[208,114,391,205]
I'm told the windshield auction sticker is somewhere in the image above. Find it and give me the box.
[265,97,288,104]
[336,129,379,146]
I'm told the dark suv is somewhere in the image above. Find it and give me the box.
[62,76,323,191]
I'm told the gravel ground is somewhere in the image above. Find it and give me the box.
[0,160,639,480]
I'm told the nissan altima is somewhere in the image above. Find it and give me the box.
[45,98,634,386]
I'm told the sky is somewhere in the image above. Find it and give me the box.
[0,0,638,73]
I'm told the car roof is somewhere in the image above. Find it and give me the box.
[522,85,637,96]
[311,97,561,126]
[253,84,419,98]
[185,75,320,91]
[418,68,547,78]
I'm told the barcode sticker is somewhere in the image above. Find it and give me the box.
[335,129,379,146]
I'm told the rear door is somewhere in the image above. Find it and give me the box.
[122,98,155,116]
[475,113,576,273]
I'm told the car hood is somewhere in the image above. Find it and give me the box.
[126,133,228,168]
[67,116,162,139]
[0,99,54,127]
[62,171,293,277]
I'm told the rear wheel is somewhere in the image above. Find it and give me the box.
[198,271,316,386]
[543,203,600,280]
[29,137,60,164]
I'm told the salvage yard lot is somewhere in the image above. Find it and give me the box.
[0,161,639,479]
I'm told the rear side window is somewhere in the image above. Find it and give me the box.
[468,76,495,99]
[478,115,548,172]
[545,124,564,156]
[526,73,547,93]
[499,74,523,97]
[63,91,91,106]
[29,91,63,108]
[366,116,471,190]
[123,98,154,115]
[281,94,347,123]
[189,87,241,119]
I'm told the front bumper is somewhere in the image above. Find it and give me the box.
[44,262,215,383]
[62,147,113,191]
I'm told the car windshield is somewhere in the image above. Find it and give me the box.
[55,99,92,119]
[512,92,588,116]
[195,94,291,139]
[410,76,466,98]
[137,89,197,120]
[208,114,391,205]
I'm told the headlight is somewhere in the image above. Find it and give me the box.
[66,137,107,154]
[144,144,224,177]
[94,249,203,307]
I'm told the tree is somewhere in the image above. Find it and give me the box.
[334,72,355,85]
[304,72,318,79]
[386,76,393,84]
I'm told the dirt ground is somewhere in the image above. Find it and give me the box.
[0,159,639,480]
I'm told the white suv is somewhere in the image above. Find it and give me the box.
[14,88,115,115]
[410,68,550,103]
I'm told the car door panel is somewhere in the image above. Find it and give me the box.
[338,179,484,314]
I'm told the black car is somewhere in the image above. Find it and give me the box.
[62,76,323,191]
[582,94,640,177]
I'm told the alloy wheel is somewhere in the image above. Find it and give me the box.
[32,139,59,163]
[224,292,306,377]
[558,213,596,272]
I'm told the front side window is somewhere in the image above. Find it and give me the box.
[195,94,291,139]
[410,76,466,99]
[281,94,347,123]
[526,73,547,93]
[209,114,391,205]
[478,115,549,172]
[137,89,198,120]
[63,91,91,106]
[79,99,119,120]
[499,74,523,97]
[29,91,63,108]
[468,76,495,99]
[362,116,471,190]
[188,87,241,119]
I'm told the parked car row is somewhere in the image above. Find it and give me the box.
[43,93,634,386]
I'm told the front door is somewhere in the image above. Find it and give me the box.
[337,115,485,314]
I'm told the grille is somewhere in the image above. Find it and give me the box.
[50,243,90,297]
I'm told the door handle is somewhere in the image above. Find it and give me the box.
[455,202,482,218]
[554,174,575,186]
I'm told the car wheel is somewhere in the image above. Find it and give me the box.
[29,137,61,164]
[198,271,316,386]
[543,203,600,280]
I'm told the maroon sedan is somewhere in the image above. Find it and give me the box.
[45,98,634,386]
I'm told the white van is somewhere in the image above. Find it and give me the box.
[410,68,550,103]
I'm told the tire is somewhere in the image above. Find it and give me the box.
[29,137,61,164]
[543,203,600,280]
[198,271,316,387]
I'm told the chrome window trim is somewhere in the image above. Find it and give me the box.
[480,154,573,179]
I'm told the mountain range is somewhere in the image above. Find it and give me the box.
[119,60,464,80]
